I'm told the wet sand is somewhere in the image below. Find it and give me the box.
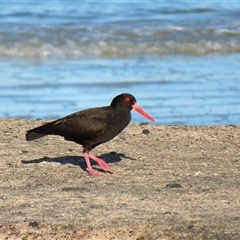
[0,119,240,239]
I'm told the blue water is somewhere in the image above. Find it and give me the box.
[0,1,240,125]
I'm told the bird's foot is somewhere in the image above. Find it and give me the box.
[87,168,105,177]
[88,154,113,173]
[84,152,112,176]
[96,159,112,172]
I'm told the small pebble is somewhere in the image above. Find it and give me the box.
[165,183,182,188]
[142,129,150,135]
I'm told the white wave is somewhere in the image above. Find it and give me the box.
[0,40,240,59]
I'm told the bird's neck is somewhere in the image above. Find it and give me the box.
[111,106,131,123]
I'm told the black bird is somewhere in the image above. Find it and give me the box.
[26,93,155,176]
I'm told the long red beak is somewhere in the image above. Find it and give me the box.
[132,103,155,122]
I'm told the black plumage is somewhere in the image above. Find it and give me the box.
[26,93,154,176]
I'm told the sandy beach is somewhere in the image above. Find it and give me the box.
[0,118,240,239]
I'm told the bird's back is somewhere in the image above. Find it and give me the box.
[26,105,131,150]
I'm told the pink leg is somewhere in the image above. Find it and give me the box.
[83,152,104,176]
[88,153,112,172]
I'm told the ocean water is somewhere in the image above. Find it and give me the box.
[0,1,240,125]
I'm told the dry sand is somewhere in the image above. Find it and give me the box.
[0,118,240,239]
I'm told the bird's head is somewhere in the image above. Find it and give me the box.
[110,93,155,122]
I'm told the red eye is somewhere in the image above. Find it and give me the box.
[125,97,130,102]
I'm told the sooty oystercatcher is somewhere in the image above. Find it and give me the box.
[26,93,155,176]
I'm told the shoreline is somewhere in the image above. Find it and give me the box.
[0,119,240,239]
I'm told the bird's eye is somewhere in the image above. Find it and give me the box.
[125,97,130,102]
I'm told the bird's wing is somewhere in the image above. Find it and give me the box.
[27,107,111,141]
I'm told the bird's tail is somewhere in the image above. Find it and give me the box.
[25,120,58,141]
[26,131,47,141]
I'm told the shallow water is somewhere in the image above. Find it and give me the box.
[0,1,240,125]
